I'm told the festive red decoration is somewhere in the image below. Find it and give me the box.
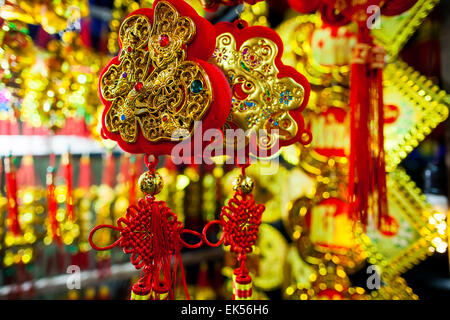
[203,163,264,299]
[4,156,21,236]
[291,0,411,229]
[199,0,263,12]
[89,187,203,299]
[381,0,417,16]
[94,0,233,300]
[78,154,91,190]
[288,0,321,14]
[348,27,388,229]
[46,155,61,246]
[62,152,75,222]
[98,0,231,156]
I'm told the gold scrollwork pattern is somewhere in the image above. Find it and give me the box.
[212,33,306,151]
[100,1,212,144]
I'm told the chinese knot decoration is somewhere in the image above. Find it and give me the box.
[89,157,203,300]
[91,0,231,300]
[203,163,264,299]
[211,20,311,156]
[201,19,312,300]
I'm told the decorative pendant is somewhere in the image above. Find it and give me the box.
[90,156,203,300]
[203,162,264,300]
[211,20,311,156]
[92,0,231,300]
[99,0,231,155]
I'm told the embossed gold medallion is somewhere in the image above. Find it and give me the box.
[211,21,311,156]
[99,0,231,155]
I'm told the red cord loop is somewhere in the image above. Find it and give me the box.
[179,229,204,249]
[144,154,159,172]
[202,220,225,247]
[89,224,123,251]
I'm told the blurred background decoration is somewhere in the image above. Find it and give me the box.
[0,0,448,300]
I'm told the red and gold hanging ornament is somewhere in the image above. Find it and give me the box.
[324,0,392,230]
[203,162,264,299]
[211,20,312,157]
[91,0,232,300]
[198,0,263,12]
[99,0,230,155]
[203,20,311,299]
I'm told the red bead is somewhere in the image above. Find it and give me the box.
[127,46,132,52]
[158,34,170,47]
[134,82,143,91]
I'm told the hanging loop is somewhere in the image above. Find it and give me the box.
[202,220,225,247]
[89,224,123,251]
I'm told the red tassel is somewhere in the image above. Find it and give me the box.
[16,155,37,188]
[89,156,202,300]
[348,27,389,229]
[4,156,21,236]
[102,152,116,188]
[63,152,75,222]
[47,154,62,246]
[78,154,91,190]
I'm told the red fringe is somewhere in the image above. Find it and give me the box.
[4,157,21,236]
[64,152,75,222]
[78,155,91,190]
[348,27,389,229]
[47,154,62,246]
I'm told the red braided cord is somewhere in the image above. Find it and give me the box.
[202,220,225,247]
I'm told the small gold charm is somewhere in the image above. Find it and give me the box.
[232,174,254,194]
[138,171,164,196]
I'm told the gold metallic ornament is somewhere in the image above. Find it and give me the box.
[382,60,449,172]
[212,33,307,151]
[286,194,367,272]
[138,171,164,196]
[372,0,440,58]
[107,0,205,55]
[232,174,254,194]
[356,168,447,280]
[101,1,213,144]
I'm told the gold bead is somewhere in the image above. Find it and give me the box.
[233,174,254,194]
[138,171,163,195]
